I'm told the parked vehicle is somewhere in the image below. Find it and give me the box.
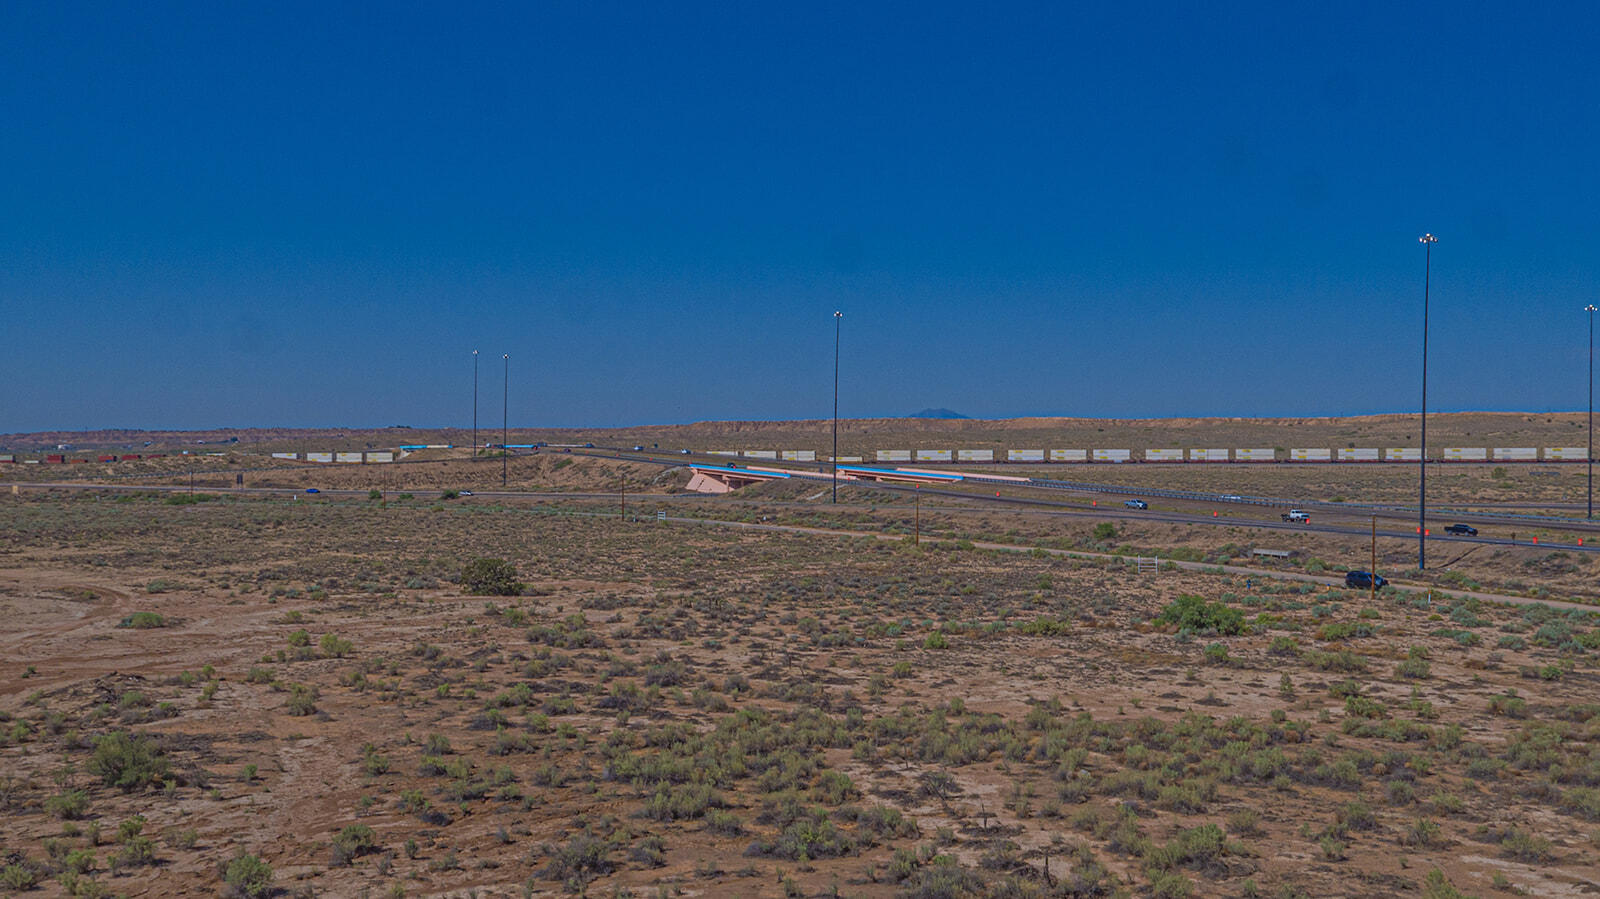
[1124,499,1148,509]
[1282,509,1310,523]
[1345,570,1388,589]
[1444,523,1478,536]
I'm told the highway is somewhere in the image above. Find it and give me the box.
[12,444,1600,555]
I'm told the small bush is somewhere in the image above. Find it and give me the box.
[461,558,524,596]
[119,612,166,629]
[88,731,170,792]
[332,824,377,866]
[222,852,274,898]
[1154,595,1244,636]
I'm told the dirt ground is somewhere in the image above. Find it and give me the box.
[3,478,1599,898]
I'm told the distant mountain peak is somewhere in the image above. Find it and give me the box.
[909,408,970,419]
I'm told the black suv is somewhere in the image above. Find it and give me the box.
[1345,571,1388,589]
[1444,524,1478,536]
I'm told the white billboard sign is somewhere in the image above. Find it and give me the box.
[1145,449,1183,462]
[915,449,953,462]
[1008,449,1045,462]
[877,450,912,462]
[956,449,994,462]
[1050,449,1088,462]
[1235,448,1275,462]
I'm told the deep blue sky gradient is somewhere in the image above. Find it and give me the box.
[4,2,1598,430]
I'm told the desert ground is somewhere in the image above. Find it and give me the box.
[3,417,1599,898]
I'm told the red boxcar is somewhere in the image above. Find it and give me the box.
[98,455,116,462]
[46,454,65,463]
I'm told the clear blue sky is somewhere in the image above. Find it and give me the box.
[3,2,1597,431]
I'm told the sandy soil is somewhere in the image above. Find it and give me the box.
[3,481,1599,897]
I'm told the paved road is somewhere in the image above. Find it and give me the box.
[661,514,1600,614]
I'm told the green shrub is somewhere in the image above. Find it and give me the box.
[1,864,38,889]
[89,731,170,792]
[222,853,274,898]
[331,824,377,865]
[319,633,353,658]
[1093,523,1118,541]
[461,558,524,596]
[1154,595,1244,636]
[119,612,166,629]
[46,789,90,819]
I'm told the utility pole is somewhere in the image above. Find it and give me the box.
[915,485,921,546]
[832,311,842,503]
[1418,233,1437,569]
[473,349,479,460]
[502,354,509,488]
[1588,304,1597,519]
[1370,515,1377,604]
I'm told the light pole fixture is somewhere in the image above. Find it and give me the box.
[502,353,509,488]
[473,349,479,459]
[1588,304,1597,519]
[832,311,842,503]
[1418,233,1437,570]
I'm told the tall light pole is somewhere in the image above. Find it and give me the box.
[502,353,509,488]
[832,311,842,503]
[472,349,479,459]
[1588,304,1597,519]
[1418,233,1437,570]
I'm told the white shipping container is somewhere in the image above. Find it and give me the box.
[743,450,777,460]
[836,456,863,463]
[1442,447,1488,461]
[1092,449,1131,463]
[305,452,334,463]
[1544,447,1587,461]
[1008,449,1045,462]
[271,452,298,460]
[956,449,994,462]
[1289,448,1332,461]
[1145,449,1184,462]
[1493,447,1537,461]
[1190,448,1229,462]
[1050,449,1088,462]
[780,450,817,462]
[707,450,738,457]
[1235,448,1275,462]
[877,450,912,462]
[1337,448,1380,462]
[915,449,953,462]
[336,452,363,463]
[365,452,394,463]
[1384,448,1422,461]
